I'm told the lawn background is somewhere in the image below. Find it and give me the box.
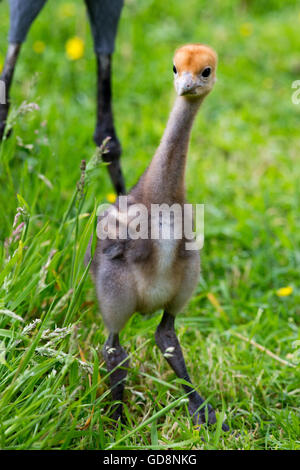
[0,0,299,450]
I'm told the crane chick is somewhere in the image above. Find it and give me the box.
[87,43,228,431]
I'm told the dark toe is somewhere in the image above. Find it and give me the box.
[222,422,230,432]
[208,408,217,425]
[192,406,217,426]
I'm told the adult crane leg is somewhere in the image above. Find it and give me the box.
[85,0,126,195]
[0,0,48,140]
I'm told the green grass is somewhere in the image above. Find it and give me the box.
[0,0,299,450]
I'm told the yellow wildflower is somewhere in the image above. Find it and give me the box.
[33,40,46,54]
[66,37,84,61]
[0,63,3,74]
[239,23,253,37]
[58,2,76,19]
[276,286,293,297]
[106,193,117,204]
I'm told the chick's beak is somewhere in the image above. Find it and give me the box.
[176,72,200,96]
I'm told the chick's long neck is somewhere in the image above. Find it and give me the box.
[142,95,204,205]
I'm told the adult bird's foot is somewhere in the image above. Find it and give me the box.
[94,127,125,195]
[93,126,122,158]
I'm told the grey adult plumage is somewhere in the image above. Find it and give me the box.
[8,0,123,54]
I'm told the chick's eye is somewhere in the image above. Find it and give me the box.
[173,64,177,74]
[202,66,211,78]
